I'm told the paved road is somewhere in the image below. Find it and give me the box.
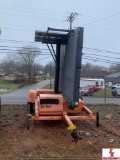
[1,80,120,105]
[1,80,50,105]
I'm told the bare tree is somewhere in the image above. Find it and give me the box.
[17,45,40,84]
[1,54,18,74]
[44,61,55,76]
[109,64,120,72]
[82,62,105,71]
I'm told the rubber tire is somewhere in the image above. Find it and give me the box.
[28,103,34,114]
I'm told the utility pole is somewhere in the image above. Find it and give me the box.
[67,13,78,30]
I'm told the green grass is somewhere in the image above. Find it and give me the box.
[93,87,112,97]
[0,78,27,95]
[0,91,7,95]
[0,79,20,90]
[87,105,120,119]
[43,84,54,89]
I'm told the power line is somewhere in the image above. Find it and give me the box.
[1,21,120,35]
[0,4,66,14]
[0,26,36,32]
[82,12,120,26]
[1,44,120,56]
[0,7,66,18]
[2,6,120,31]
[83,47,120,55]
[35,55,52,61]
[0,52,51,55]
[0,48,42,52]
[83,55,120,64]
[0,39,44,44]
[81,14,120,28]
[1,12,120,33]
[0,45,50,50]
[83,57,118,65]
[83,52,120,60]
[0,11,61,21]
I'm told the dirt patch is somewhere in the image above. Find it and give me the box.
[0,105,120,160]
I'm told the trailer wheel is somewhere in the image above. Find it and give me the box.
[28,103,34,114]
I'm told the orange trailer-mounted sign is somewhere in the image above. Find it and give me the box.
[27,89,98,131]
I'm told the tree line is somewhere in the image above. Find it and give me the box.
[0,45,119,84]
[0,45,55,84]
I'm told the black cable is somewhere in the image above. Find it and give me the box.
[83,56,120,64]
[83,55,120,63]
[0,39,48,46]
[35,55,52,61]
[83,47,120,55]
[0,4,66,14]
[83,52,120,60]
[82,12,120,26]
[0,12,61,21]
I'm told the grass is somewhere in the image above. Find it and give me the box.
[0,78,21,90]
[87,105,120,118]
[93,87,112,97]
[43,84,54,89]
[0,78,27,95]
[0,91,7,95]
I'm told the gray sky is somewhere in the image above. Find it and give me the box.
[0,0,120,67]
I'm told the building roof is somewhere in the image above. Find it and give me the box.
[5,71,27,76]
[104,72,120,82]
[81,70,113,77]
[105,72,120,78]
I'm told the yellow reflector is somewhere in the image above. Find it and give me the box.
[67,125,76,130]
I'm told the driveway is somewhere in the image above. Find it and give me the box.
[1,80,50,105]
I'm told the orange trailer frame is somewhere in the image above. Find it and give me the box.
[27,89,99,130]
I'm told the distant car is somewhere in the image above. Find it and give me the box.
[112,88,120,97]
[112,84,120,89]
[88,85,102,92]
[80,86,94,96]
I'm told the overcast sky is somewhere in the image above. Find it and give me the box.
[0,0,120,67]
